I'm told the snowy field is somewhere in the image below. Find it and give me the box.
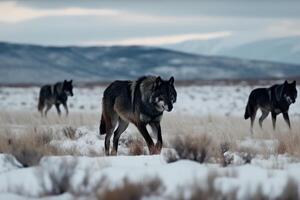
[0,85,300,199]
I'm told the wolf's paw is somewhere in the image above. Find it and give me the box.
[110,149,117,156]
[149,144,162,155]
[155,142,162,151]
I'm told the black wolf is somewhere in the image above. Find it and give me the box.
[38,80,74,117]
[244,80,297,132]
[100,76,177,156]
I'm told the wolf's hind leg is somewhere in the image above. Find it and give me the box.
[250,108,257,134]
[271,112,277,130]
[39,105,44,117]
[104,114,118,156]
[282,112,291,129]
[259,110,269,129]
[44,103,52,117]
[38,102,45,117]
[112,118,129,155]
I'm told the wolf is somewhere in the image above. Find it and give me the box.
[244,80,297,133]
[38,80,74,117]
[99,76,177,156]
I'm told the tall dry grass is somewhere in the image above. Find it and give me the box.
[1,110,300,163]
[0,128,58,166]
[0,110,99,128]
[163,113,300,163]
[0,126,101,166]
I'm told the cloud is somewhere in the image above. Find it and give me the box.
[81,31,233,46]
[0,1,119,23]
[0,1,199,24]
[265,20,300,37]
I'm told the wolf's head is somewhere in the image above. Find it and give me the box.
[282,80,297,104]
[63,80,74,96]
[150,76,177,112]
[276,80,297,104]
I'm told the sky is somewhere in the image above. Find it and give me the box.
[0,0,300,46]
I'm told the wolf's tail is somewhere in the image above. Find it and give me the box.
[244,102,250,120]
[99,114,106,135]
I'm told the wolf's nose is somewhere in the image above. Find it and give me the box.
[166,104,173,112]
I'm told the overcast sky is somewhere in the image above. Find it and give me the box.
[0,0,300,46]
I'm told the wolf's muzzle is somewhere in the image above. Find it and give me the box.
[66,91,73,96]
[164,103,173,112]
[285,96,293,104]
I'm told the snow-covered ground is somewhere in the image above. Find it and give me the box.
[0,85,300,199]
[1,85,299,116]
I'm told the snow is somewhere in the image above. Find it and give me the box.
[0,154,23,173]
[1,154,300,199]
[1,85,299,116]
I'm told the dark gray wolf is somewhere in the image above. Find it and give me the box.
[38,80,74,117]
[99,76,177,156]
[244,80,297,132]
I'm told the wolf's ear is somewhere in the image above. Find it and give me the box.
[169,76,174,85]
[284,80,288,85]
[63,80,67,85]
[69,80,73,83]
[275,84,284,102]
[154,76,162,88]
[292,80,296,87]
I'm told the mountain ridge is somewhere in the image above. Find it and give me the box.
[1,41,300,84]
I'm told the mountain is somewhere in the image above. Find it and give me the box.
[0,42,300,84]
[164,36,300,65]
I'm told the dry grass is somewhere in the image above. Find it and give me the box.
[170,134,213,163]
[1,110,300,162]
[174,170,237,200]
[62,126,77,140]
[164,114,300,160]
[42,160,77,195]
[275,132,300,157]
[98,177,164,200]
[0,110,99,127]
[0,111,103,166]
[0,128,57,166]
[279,178,299,200]
[175,171,299,200]
[0,127,95,166]
[38,162,165,200]
[128,138,146,156]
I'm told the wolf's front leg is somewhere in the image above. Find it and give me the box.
[55,103,61,116]
[282,112,291,129]
[62,102,69,116]
[136,123,156,155]
[150,122,163,153]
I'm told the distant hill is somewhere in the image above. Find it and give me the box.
[0,42,300,84]
[164,36,300,65]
